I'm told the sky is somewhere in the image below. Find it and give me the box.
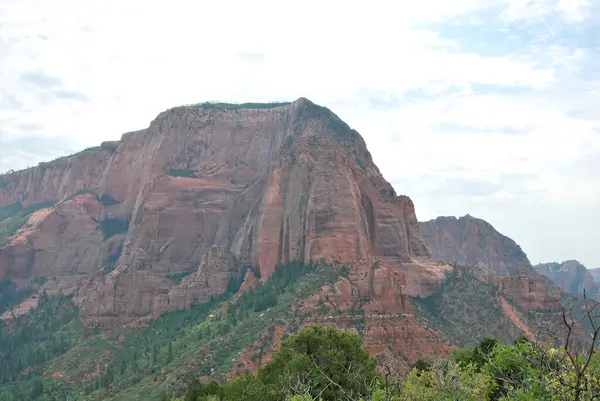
[0,0,599,267]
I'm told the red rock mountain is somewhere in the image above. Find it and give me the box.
[0,99,434,324]
[419,215,533,275]
[535,260,600,299]
[0,99,568,385]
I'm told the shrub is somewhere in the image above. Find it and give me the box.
[97,193,121,206]
[97,217,129,239]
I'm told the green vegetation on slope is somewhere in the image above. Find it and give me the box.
[0,260,342,400]
[412,266,519,346]
[181,324,379,401]
[111,260,340,400]
[179,102,291,110]
[96,193,121,206]
[0,202,24,221]
[96,217,130,239]
[0,200,56,246]
[175,326,600,401]
[0,277,37,316]
[0,293,81,400]
[166,169,198,178]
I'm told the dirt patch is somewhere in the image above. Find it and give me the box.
[499,297,535,340]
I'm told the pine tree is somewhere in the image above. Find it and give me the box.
[132,350,138,371]
[166,341,173,364]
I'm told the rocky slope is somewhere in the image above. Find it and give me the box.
[535,260,600,299]
[0,98,433,324]
[0,99,567,398]
[590,268,600,283]
[419,215,533,275]
[419,214,561,311]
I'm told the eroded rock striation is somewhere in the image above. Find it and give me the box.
[0,98,431,323]
[420,214,561,312]
[420,215,533,275]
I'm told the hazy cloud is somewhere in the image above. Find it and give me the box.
[53,90,89,101]
[238,53,266,62]
[19,72,63,88]
[429,178,503,197]
[0,94,22,110]
[0,0,598,266]
[434,123,530,135]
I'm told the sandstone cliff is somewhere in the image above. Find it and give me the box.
[0,100,570,395]
[419,214,562,312]
[419,215,532,275]
[0,99,431,323]
[535,260,600,299]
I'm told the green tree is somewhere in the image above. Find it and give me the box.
[399,359,492,401]
[222,373,269,401]
[30,379,44,399]
[185,380,223,401]
[259,324,379,400]
[167,341,173,364]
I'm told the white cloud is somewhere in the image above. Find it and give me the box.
[502,0,592,22]
[0,0,599,266]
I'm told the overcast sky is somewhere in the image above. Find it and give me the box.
[0,0,599,267]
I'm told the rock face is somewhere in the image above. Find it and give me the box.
[591,268,600,283]
[296,258,451,373]
[419,214,561,312]
[420,215,532,275]
[535,260,600,299]
[0,193,111,279]
[164,246,242,313]
[0,99,430,323]
[496,273,561,312]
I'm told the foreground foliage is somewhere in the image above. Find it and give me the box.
[180,325,379,401]
[177,292,600,401]
[177,334,600,401]
[176,330,600,401]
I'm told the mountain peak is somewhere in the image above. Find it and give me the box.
[0,98,429,323]
[535,260,600,299]
[420,214,532,275]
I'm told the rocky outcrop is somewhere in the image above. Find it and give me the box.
[0,193,110,279]
[535,260,600,299]
[420,215,532,275]
[496,273,562,311]
[298,258,451,373]
[591,268,600,283]
[0,99,430,323]
[0,144,116,208]
[419,214,563,312]
[164,246,242,313]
